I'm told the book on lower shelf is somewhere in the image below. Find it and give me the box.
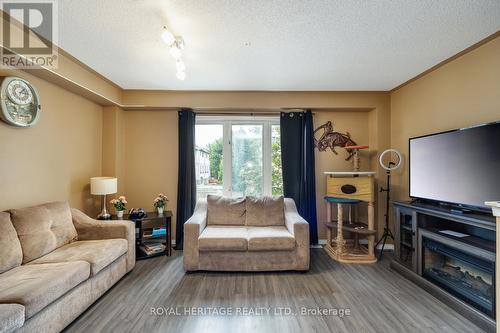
[139,242,166,255]
[143,228,167,238]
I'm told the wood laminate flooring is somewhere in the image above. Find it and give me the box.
[64,249,483,333]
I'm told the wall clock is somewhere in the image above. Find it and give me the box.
[0,77,41,127]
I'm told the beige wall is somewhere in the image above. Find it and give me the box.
[122,111,178,234]
[390,36,500,207]
[122,90,389,110]
[0,70,103,214]
[314,111,371,238]
[102,106,126,194]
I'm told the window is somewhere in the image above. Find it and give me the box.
[195,116,283,199]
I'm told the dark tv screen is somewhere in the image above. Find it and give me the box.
[409,122,500,209]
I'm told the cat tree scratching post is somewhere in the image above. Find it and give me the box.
[324,171,377,264]
[344,145,368,172]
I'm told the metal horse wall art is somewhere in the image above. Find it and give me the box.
[313,121,357,160]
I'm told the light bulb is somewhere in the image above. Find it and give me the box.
[176,60,186,72]
[161,29,175,46]
[176,71,186,80]
[170,45,182,59]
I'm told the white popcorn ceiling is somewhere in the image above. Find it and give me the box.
[58,0,500,90]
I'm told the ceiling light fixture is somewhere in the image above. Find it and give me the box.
[176,60,186,72]
[162,26,187,81]
[161,28,175,46]
[176,71,186,81]
[169,45,182,59]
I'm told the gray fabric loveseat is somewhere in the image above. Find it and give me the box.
[183,195,309,272]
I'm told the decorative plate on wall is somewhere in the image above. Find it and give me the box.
[0,76,41,127]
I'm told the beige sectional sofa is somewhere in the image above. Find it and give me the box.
[0,202,135,333]
[184,196,309,272]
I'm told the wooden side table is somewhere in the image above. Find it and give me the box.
[112,211,172,260]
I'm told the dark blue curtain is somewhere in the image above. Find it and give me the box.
[175,108,196,250]
[280,110,318,244]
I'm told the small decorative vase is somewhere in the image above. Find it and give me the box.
[116,210,124,219]
[157,207,164,215]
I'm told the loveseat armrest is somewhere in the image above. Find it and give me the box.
[183,199,207,271]
[284,198,310,270]
[71,208,135,272]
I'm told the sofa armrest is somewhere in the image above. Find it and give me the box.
[71,208,135,272]
[284,198,310,270]
[0,304,24,333]
[183,199,207,271]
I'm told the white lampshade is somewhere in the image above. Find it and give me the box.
[90,177,117,195]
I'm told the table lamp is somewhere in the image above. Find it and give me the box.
[90,177,117,220]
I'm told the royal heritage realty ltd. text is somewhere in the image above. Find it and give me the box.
[150,307,351,317]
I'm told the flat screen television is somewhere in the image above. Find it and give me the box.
[409,121,500,211]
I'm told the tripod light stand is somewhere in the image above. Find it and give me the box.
[376,149,402,260]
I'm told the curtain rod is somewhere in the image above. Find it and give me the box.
[193,109,314,116]
[195,112,278,116]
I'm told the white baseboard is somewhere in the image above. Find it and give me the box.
[315,239,394,251]
[318,239,327,245]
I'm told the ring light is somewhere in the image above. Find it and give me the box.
[376,148,402,260]
[379,149,402,171]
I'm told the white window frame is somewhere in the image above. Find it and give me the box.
[196,115,280,197]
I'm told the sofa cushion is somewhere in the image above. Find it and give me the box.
[247,226,295,251]
[245,196,285,226]
[28,239,127,276]
[0,261,90,319]
[0,212,23,274]
[9,202,78,264]
[0,304,25,333]
[207,195,246,226]
[199,226,248,251]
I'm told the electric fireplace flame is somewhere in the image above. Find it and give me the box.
[422,237,495,318]
[425,261,493,300]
